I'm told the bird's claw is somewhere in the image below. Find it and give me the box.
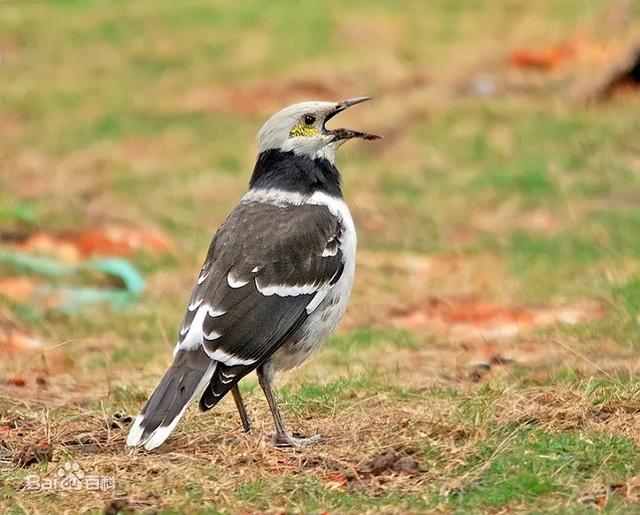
[272,431,323,448]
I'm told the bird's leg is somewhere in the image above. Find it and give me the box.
[231,384,251,433]
[257,363,321,448]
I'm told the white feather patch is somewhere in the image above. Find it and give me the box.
[197,270,210,285]
[173,304,208,354]
[227,272,250,288]
[207,306,225,317]
[126,415,145,447]
[188,298,203,311]
[204,329,222,340]
[206,348,256,366]
[305,290,330,314]
[126,362,217,450]
[242,188,307,207]
[220,373,235,384]
[256,279,321,297]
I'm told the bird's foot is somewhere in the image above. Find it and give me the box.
[272,431,323,448]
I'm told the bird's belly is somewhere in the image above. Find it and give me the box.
[271,200,357,372]
[272,268,354,371]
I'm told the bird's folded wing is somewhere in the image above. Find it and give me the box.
[174,199,345,371]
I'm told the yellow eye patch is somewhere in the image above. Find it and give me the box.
[289,123,319,138]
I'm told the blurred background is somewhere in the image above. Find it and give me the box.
[2,0,640,512]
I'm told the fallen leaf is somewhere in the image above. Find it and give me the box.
[7,377,25,387]
[75,227,173,257]
[509,41,577,70]
[321,472,349,489]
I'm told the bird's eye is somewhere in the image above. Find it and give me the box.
[303,114,316,125]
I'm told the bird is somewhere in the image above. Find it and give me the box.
[126,97,379,450]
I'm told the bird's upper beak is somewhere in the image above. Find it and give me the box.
[323,97,381,141]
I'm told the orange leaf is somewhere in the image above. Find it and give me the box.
[8,377,26,387]
[508,41,577,70]
[321,472,348,489]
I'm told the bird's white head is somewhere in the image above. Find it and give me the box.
[256,97,380,163]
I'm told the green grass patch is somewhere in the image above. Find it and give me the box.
[236,474,434,512]
[447,427,640,510]
[0,196,39,225]
[471,158,558,206]
[279,376,371,416]
[611,277,640,342]
[327,328,417,353]
[509,230,602,273]
[592,211,640,259]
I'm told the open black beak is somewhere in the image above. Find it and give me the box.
[323,97,381,141]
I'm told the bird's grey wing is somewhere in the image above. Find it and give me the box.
[174,199,345,411]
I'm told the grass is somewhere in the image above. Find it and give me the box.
[450,428,638,507]
[2,0,640,513]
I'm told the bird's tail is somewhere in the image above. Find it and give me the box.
[126,348,215,451]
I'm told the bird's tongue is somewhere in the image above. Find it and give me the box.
[329,128,381,141]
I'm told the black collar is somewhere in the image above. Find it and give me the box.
[249,149,343,198]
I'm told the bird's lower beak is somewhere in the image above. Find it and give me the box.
[323,97,381,141]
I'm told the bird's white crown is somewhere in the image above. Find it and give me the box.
[257,100,336,158]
